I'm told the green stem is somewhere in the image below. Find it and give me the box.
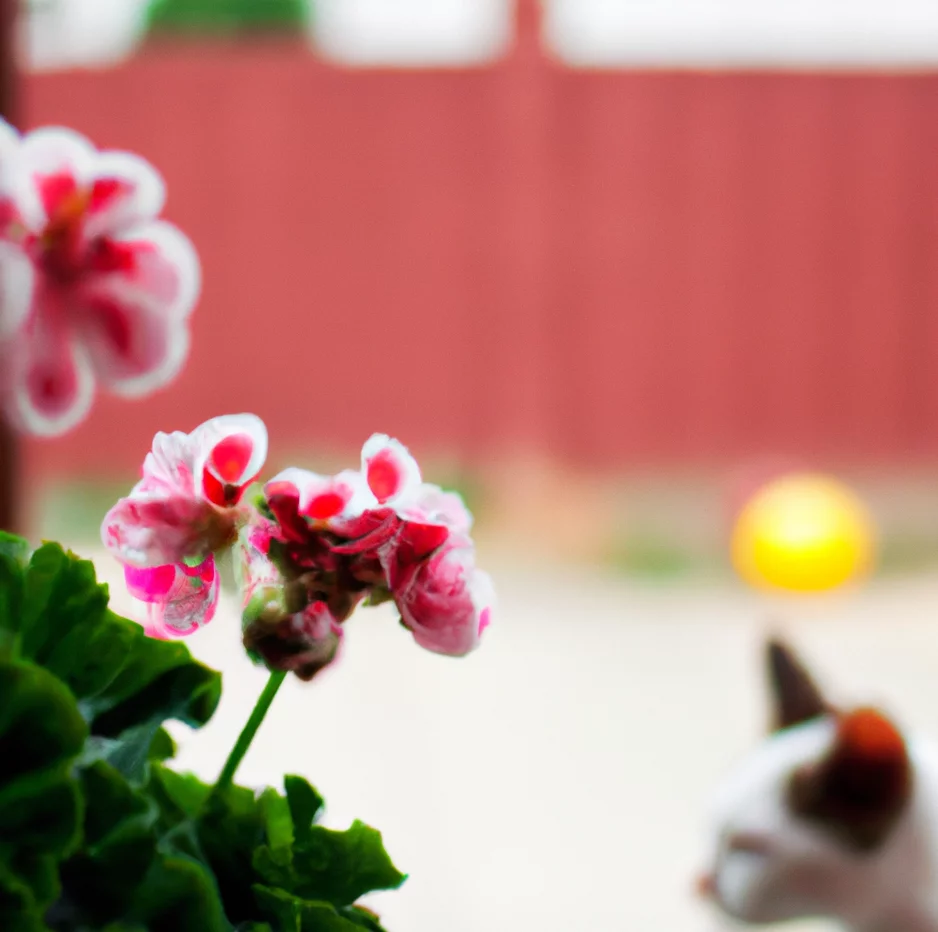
[210,670,287,799]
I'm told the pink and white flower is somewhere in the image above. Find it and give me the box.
[263,435,435,546]
[102,413,267,568]
[398,482,473,535]
[264,467,374,540]
[390,536,494,657]
[124,556,219,639]
[360,434,421,506]
[0,120,200,436]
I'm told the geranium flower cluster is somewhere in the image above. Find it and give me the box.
[102,414,493,678]
[0,118,198,435]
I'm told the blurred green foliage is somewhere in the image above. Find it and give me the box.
[145,0,310,36]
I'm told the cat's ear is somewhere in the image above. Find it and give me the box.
[789,707,912,852]
[766,637,829,732]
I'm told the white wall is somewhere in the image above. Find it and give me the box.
[23,0,151,72]
[546,0,938,69]
[20,0,938,73]
[311,0,512,66]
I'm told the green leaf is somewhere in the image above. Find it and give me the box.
[58,761,158,922]
[20,545,109,669]
[0,848,62,932]
[253,885,372,932]
[260,787,294,853]
[0,531,29,563]
[338,905,388,931]
[0,855,52,932]
[149,727,177,763]
[0,661,86,855]
[153,772,265,924]
[44,610,135,707]
[2,850,59,911]
[295,822,405,907]
[87,627,221,740]
[125,852,228,932]
[153,765,212,821]
[0,533,27,660]
[0,659,86,926]
[13,544,221,760]
[284,776,324,839]
[257,821,405,908]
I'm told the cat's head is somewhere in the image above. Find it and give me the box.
[698,638,913,926]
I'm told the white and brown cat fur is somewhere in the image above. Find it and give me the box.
[698,638,938,932]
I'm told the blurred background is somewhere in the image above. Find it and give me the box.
[14,1,938,929]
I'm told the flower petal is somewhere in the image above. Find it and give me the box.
[74,287,190,397]
[138,557,219,638]
[399,482,473,533]
[5,298,95,437]
[16,126,96,230]
[263,468,309,542]
[361,434,421,505]
[0,239,35,339]
[379,519,450,592]
[106,219,200,321]
[124,563,177,601]
[194,413,268,506]
[83,150,166,240]
[328,507,399,555]
[308,469,374,521]
[140,429,198,496]
[394,540,491,657]
[101,491,223,567]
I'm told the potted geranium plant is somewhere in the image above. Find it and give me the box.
[0,118,493,931]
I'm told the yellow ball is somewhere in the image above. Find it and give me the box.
[731,473,875,592]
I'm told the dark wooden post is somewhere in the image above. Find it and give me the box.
[0,0,18,533]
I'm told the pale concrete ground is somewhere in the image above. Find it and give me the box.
[77,543,938,932]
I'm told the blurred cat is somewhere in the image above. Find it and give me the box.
[697,638,938,932]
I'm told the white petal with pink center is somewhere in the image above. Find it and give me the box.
[361,433,421,505]
[102,414,268,567]
[82,150,166,241]
[265,467,376,523]
[73,221,200,398]
[193,413,268,507]
[104,220,201,322]
[5,305,96,437]
[13,126,97,231]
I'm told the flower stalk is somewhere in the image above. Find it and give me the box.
[209,669,287,801]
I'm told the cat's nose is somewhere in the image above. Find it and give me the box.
[695,872,716,898]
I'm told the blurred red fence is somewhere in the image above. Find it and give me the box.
[20,20,938,481]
